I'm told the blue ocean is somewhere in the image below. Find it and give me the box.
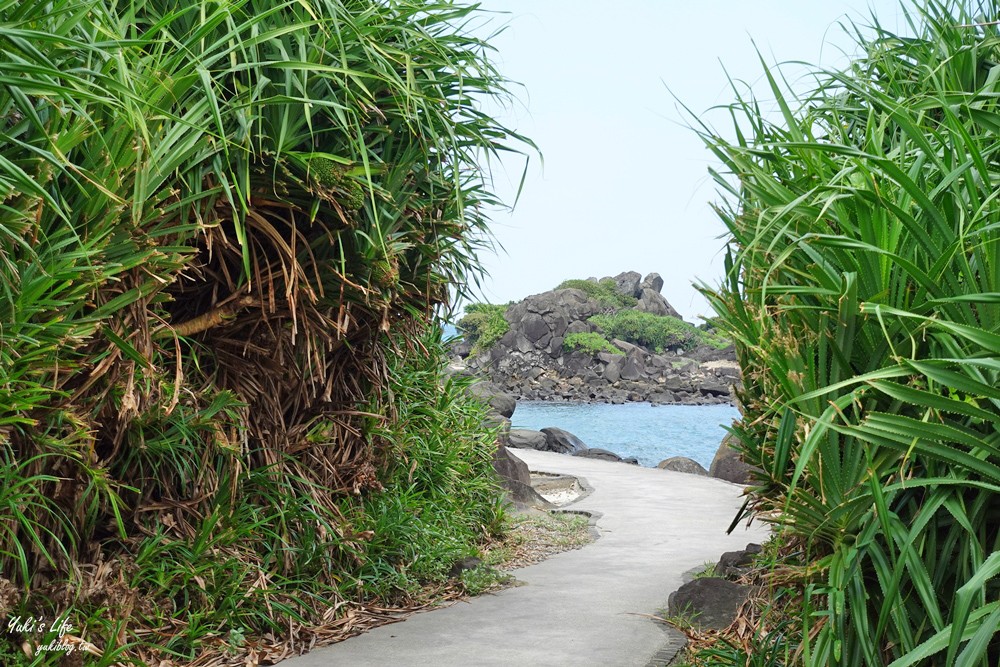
[510,401,739,469]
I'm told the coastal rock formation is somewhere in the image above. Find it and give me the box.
[455,271,739,406]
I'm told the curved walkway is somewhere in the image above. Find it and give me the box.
[281,449,769,667]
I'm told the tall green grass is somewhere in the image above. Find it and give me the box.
[697,1,1000,664]
[0,0,525,662]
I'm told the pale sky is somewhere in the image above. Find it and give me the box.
[470,0,907,321]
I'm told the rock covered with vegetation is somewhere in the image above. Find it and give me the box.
[456,271,737,404]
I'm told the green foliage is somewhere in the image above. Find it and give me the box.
[0,0,526,662]
[563,332,620,356]
[457,303,510,353]
[590,310,727,352]
[697,2,1000,664]
[556,278,637,309]
[342,333,506,600]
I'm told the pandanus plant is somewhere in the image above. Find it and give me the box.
[0,0,528,660]
[698,1,1000,664]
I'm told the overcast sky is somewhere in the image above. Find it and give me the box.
[469,0,906,321]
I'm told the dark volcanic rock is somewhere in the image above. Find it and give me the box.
[717,543,763,578]
[636,288,681,319]
[540,427,588,454]
[612,271,643,298]
[468,380,517,418]
[710,434,758,484]
[463,273,736,406]
[657,457,709,476]
[641,272,664,294]
[573,448,623,462]
[492,446,551,509]
[667,578,751,631]
[521,312,549,343]
[508,429,547,450]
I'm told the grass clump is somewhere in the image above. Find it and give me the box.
[457,303,510,353]
[563,332,620,356]
[481,512,593,569]
[590,310,728,352]
[695,1,1000,664]
[556,278,637,309]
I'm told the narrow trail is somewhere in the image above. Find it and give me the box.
[282,449,769,667]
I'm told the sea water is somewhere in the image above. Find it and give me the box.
[510,401,739,469]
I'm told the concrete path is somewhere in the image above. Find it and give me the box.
[282,449,769,667]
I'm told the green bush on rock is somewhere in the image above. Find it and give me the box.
[556,278,637,310]
[458,303,510,353]
[590,311,728,352]
[563,332,620,356]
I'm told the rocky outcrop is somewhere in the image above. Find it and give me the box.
[456,271,738,406]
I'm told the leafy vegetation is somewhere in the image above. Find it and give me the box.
[556,278,638,309]
[0,0,527,662]
[343,333,506,601]
[696,1,1000,664]
[457,303,511,353]
[591,310,729,352]
[563,332,621,356]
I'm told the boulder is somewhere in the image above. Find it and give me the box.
[667,578,751,631]
[612,271,643,298]
[573,448,623,462]
[657,457,708,476]
[635,288,682,319]
[641,272,664,294]
[468,380,516,418]
[716,543,763,578]
[709,434,758,485]
[698,379,731,397]
[521,312,550,343]
[508,429,547,450]
[603,357,622,383]
[619,355,643,381]
[540,427,588,455]
[492,446,552,509]
[449,339,472,358]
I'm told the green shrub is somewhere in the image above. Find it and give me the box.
[457,303,510,353]
[590,311,726,352]
[556,278,637,309]
[563,332,620,356]
[698,2,1000,664]
[342,329,506,599]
